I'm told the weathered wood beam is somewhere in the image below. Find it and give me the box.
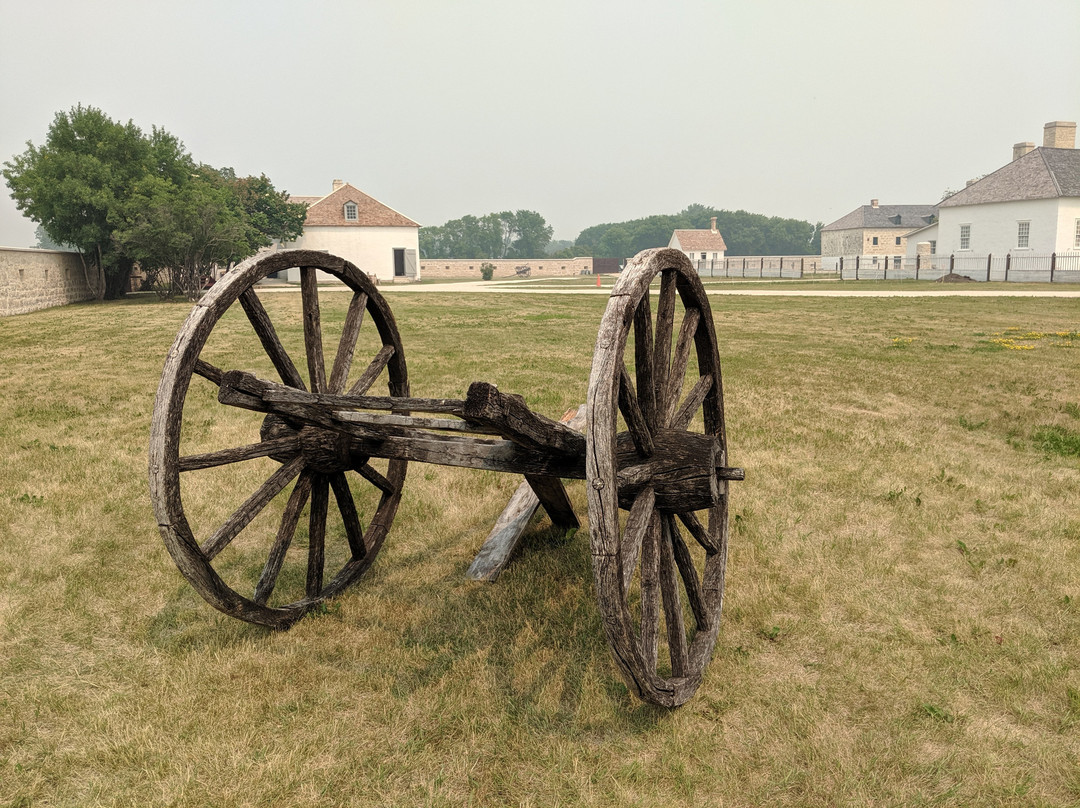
[466,405,586,582]
[464,382,586,456]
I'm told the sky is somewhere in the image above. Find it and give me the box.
[1,0,1079,248]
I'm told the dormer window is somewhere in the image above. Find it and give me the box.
[344,202,358,221]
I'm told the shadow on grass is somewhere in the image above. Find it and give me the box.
[389,523,669,732]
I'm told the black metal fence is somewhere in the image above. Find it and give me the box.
[835,252,1080,283]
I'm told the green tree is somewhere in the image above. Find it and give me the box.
[420,210,553,259]
[3,105,152,298]
[118,165,261,300]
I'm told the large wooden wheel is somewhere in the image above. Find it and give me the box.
[586,248,729,706]
[149,250,408,629]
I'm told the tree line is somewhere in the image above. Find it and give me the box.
[419,210,553,260]
[3,105,307,299]
[422,203,821,260]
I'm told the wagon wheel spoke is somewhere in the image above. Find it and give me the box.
[353,460,397,496]
[619,365,654,457]
[200,454,307,561]
[329,472,367,559]
[620,486,656,595]
[633,292,657,430]
[664,307,701,426]
[178,436,301,472]
[254,472,313,605]
[639,510,661,674]
[676,510,720,555]
[239,288,306,390]
[328,291,368,394]
[347,345,396,397]
[301,267,328,394]
[653,271,677,425]
[658,516,689,677]
[194,359,224,385]
[665,513,709,631]
[671,374,714,433]
[306,474,329,597]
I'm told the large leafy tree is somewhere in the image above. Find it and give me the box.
[4,105,307,300]
[3,105,151,298]
[420,210,552,259]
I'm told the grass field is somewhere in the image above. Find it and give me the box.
[1,288,1078,806]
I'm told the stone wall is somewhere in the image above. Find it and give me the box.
[418,257,594,279]
[0,248,95,316]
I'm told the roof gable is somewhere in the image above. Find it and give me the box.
[295,183,419,228]
[671,229,728,252]
[939,147,1080,207]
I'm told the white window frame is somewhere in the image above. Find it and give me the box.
[959,224,971,251]
[1016,221,1030,249]
[1074,218,1080,249]
[344,202,358,221]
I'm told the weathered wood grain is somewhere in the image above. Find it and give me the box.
[466,405,585,582]
[328,291,368,393]
[464,382,585,456]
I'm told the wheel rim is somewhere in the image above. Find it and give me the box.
[586,248,729,706]
[149,250,408,629]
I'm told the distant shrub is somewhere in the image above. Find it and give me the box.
[480,262,495,281]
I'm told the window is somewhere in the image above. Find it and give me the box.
[1017,221,1030,249]
[700,252,707,260]
[344,202,358,221]
[895,236,902,246]
[930,241,937,254]
[959,224,971,250]
[1075,219,1080,248]
[872,236,879,246]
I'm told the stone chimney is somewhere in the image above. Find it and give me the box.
[870,199,879,209]
[1043,121,1077,149]
[332,179,346,192]
[1013,142,1035,161]
[710,216,718,233]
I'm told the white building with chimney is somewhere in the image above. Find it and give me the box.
[669,217,728,267]
[907,121,1080,258]
[278,180,420,282]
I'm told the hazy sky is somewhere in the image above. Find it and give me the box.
[2,0,1078,247]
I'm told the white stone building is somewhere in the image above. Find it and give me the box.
[909,121,1080,258]
[279,180,420,282]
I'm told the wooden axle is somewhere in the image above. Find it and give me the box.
[210,367,743,513]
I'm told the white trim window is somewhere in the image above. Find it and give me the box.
[1017,221,1030,249]
[344,202,358,221]
[959,224,971,251]
[1074,218,1080,249]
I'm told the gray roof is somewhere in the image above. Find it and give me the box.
[822,204,938,232]
[939,147,1080,207]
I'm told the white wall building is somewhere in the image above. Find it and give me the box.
[279,180,420,282]
[669,217,727,265]
[916,122,1080,258]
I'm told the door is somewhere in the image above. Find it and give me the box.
[393,248,405,277]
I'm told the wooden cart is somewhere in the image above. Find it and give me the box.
[149,247,742,707]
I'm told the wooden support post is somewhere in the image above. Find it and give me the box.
[1051,252,1057,283]
[466,405,586,582]
[1005,253,1011,281]
[987,253,992,282]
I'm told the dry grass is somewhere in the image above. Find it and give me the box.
[0,289,1078,806]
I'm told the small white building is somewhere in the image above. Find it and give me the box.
[669,217,727,265]
[922,122,1080,257]
[280,180,420,282]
